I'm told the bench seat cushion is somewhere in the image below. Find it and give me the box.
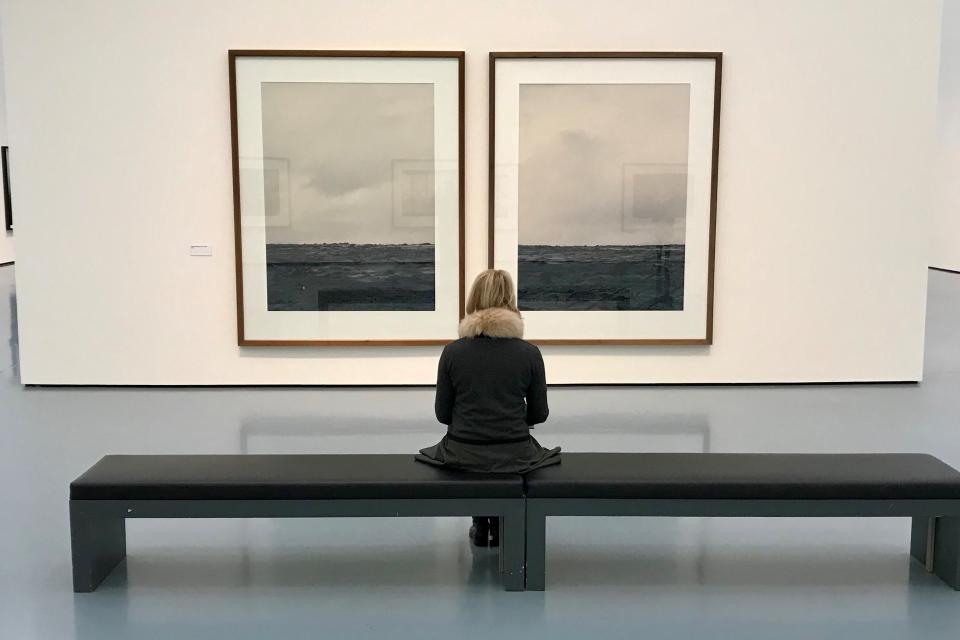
[70,455,523,500]
[524,453,960,500]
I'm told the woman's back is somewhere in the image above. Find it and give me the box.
[435,308,549,443]
[416,272,560,475]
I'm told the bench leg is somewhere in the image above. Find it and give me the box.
[71,501,126,593]
[500,506,525,592]
[910,516,935,570]
[932,517,960,590]
[525,502,546,591]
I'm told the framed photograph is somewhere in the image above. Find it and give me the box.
[489,52,721,344]
[230,50,465,346]
[2,146,12,232]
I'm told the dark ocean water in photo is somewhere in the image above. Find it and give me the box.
[518,244,685,311]
[266,244,435,311]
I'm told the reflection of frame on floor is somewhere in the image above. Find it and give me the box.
[238,413,710,454]
[545,415,710,453]
[239,416,438,454]
[237,416,517,589]
[237,414,711,584]
[7,292,17,378]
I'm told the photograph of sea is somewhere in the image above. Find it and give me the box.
[518,244,684,311]
[266,243,434,311]
[518,82,691,311]
[260,81,436,312]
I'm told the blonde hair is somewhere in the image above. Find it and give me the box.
[465,269,518,315]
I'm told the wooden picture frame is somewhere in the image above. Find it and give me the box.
[229,50,465,346]
[489,52,722,345]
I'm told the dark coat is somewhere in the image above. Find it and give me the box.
[416,307,561,474]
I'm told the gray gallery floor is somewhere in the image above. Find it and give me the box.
[1,264,959,640]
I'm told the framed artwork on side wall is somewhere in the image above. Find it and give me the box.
[489,52,721,344]
[230,50,465,346]
[2,146,12,232]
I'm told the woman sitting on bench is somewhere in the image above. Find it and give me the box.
[417,269,561,546]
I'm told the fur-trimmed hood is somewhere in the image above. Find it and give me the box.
[458,307,524,339]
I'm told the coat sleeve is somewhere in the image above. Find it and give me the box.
[434,346,454,426]
[525,347,549,426]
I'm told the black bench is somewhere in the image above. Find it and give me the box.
[523,453,960,591]
[70,454,527,592]
[71,452,960,593]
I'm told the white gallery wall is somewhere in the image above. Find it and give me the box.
[934,0,960,272]
[0,0,942,385]
[0,18,12,265]
[0,235,11,265]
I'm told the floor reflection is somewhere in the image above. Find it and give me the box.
[9,291,17,367]
[238,412,711,454]
[2,273,17,381]
[4,267,960,639]
[71,519,537,640]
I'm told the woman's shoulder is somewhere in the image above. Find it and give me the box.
[444,336,540,360]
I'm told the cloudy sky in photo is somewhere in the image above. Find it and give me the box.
[262,82,435,245]
[518,83,690,246]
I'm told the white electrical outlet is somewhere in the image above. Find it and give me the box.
[190,244,213,257]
